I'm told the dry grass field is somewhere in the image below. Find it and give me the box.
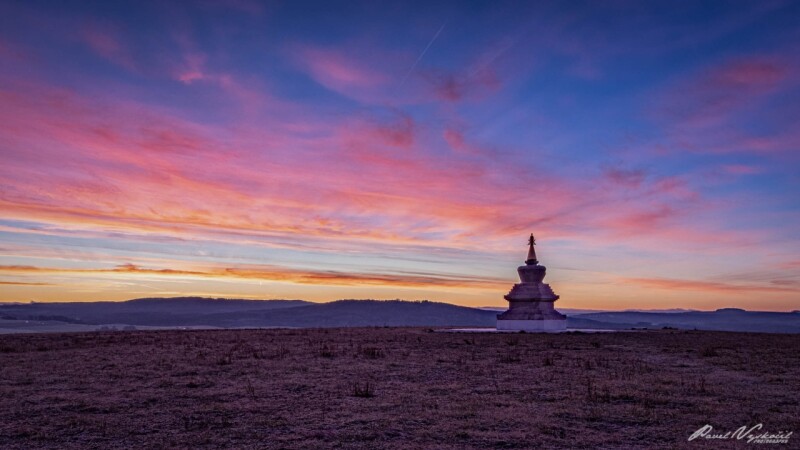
[1,328,798,449]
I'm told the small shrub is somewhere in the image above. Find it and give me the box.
[245,379,256,399]
[499,351,521,363]
[361,346,385,359]
[596,386,612,403]
[696,377,707,394]
[270,346,289,359]
[584,377,611,402]
[319,344,335,358]
[701,347,719,357]
[186,379,215,389]
[352,381,374,398]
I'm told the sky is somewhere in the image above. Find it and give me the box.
[0,0,799,311]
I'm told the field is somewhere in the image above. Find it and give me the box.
[1,328,798,449]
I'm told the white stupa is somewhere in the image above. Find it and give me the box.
[496,234,567,331]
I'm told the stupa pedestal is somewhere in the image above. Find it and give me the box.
[496,234,567,331]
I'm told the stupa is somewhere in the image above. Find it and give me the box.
[496,234,567,331]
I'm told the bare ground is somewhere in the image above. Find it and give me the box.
[0,328,798,449]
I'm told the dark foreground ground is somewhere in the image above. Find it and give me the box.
[0,329,798,449]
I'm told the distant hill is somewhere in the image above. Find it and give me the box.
[207,300,499,328]
[0,297,310,327]
[0,298,798,333]
[0,298,496,328]
[573,309,800,333]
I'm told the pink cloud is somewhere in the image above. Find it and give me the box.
[79,22,138,71]
[0,72,750,261]
[657,57,789,129]
[722,164,763,175]
[649,54,798,158]
[0,39,29,63]
[604,205,678,234]
[777,260,800,270]
[625,277,799,295]
[603,166,646,188]
[290,44,393,101]
[368,114,415,149]
[171,51,218,86]
[712,59,787,86]
[442,128,485,157]
[423,69,500,102]
[288,32,524,107]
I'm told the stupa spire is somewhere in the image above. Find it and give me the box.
[525,233,538,265]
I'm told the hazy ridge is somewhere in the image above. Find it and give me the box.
[1,298,798,333]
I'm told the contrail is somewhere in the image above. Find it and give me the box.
[400,21,447,86]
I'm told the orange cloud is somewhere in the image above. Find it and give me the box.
[0,264,508,291]
[0,281,53,286]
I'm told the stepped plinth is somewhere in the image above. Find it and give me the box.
[496,234,567,331]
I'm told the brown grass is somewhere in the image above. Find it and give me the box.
[0,328,798,449]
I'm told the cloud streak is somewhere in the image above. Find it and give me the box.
[625,277,800,295]
[0,264,508,291]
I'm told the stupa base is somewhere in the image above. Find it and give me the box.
[496,319,567,331]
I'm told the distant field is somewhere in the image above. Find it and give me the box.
[1,329,798,449]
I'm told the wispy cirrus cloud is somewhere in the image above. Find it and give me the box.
[289,43,397,103]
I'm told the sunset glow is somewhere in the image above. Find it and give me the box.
[1,1,798,310]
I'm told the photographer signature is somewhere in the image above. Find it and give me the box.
[689,424,792,444]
